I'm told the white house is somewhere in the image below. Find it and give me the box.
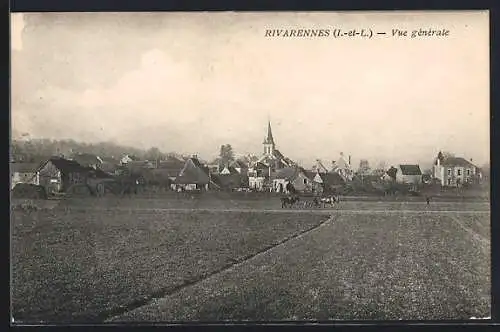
[433,152,481,187]
[395,164,422,190]
[10,162,38,189]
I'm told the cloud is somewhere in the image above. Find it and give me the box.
[11,12,490,166]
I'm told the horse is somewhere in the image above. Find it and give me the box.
[281,195,300,208]
[320,195,337,208]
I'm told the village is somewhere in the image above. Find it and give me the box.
[10,121,486,199]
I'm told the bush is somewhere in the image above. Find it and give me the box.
[12,184,47,199]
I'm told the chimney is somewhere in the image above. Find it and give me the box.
[349,155,351,165]
[470,158,473,162]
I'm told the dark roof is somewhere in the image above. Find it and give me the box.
[274,149,284,160]
[230,159,248,169]
[221,165,239,175]
[149,168,176,182]
[99,162,119,173]
[310,171,345,186]
[190,158,209,175]
[175,158,210,184]
[158,168,180,178]
[71,153,102,166]
[43,156,90,173]
[158,157,185,170]
[10,162,39,173]
[100,156,120,163]
[440,157,477,168]
[274,167,306,180]
[399,164,422,176]
[126,161,155,169]
[212,173,244,189]
[321,172,345,186]
[88,168,112,178]
[304,170,318,180]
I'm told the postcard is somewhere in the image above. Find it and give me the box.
[10,11,490,323]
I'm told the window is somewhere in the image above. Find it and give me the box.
[467,169,470,176]
[304,179,307,185]
[457,169,462,176]
[448,178,452,185]
[447,169,451,176]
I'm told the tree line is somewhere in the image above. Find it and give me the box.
[10,138,240,167]
[9,138,175,163]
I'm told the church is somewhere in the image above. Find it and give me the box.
[248,121,295,190]
[256,121,295,171]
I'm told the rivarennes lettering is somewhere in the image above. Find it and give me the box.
[265,29,331,37]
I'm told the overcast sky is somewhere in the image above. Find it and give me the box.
[11,11,489,168]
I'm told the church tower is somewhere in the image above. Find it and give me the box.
[263,121,275,156]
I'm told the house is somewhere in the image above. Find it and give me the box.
[272,167,313,193]
[311,159,330,174]
[99,157,120,175]
[10,162,39,189]
[71,153,103,169]
[174,157,214,191]
[395,164,423,189]
[319,172,345,194]
[230,159,249,175]
[247,165,266,191]
[331,152,354,182]
[212,168,248,191]
[304,169,345,194]
[145,168,175,189]
[120,154,140,165]
[432,152,482,187]
[157,156,186,185]
[33,156,92,194]
[126,160,155,174]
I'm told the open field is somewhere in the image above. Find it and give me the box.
[57,195,490,212]
[11,206,326,323]
[109,210,490,321]
[11,196,490,322]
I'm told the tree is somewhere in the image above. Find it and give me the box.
[219,144,235,167]
[144,147,164,161]
[358,159,370,175]
[386,166,398,181]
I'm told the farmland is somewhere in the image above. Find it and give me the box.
[11,196,490,322]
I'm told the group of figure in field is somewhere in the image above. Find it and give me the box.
[280,194,340,209]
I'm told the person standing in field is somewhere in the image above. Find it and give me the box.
[426,196,430,205]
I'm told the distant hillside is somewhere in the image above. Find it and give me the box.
[10,138,172,163]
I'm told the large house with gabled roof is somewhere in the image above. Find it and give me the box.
[433,151,482,187]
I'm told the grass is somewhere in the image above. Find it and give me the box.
[111,210,490,321]
[57,195,489,212]
[11,206,325,323]
[11,197,490,322]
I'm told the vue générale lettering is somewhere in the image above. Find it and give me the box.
[264,28,451,39]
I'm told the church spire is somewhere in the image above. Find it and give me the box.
[266,120,275,145]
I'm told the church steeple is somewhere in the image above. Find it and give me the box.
[265,121,275,145]
[263,120,275,156]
